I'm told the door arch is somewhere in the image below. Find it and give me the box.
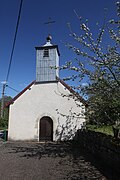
[39,116,53,141]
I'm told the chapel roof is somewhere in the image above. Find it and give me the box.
[5,78,88,108]
[5,80,35,108]
[56,77,88,107]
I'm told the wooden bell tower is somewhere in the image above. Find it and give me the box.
[35,35,60,82]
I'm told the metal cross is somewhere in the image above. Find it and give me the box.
[44,17,56,34]
[44,17,56,25]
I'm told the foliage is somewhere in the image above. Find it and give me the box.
[62,2,120,126]
[0,96,12,129]
[86,79,120,125]
[0,118,8,129]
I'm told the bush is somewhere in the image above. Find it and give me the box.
[0,118,8,129]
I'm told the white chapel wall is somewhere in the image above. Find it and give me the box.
[8,82,85,141]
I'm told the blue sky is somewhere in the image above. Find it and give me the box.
[0,0,117,97]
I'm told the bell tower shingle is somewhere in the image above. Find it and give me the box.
[35,35,60,82]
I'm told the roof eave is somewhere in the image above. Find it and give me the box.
[4,80,36,108]
[56,77,88,107]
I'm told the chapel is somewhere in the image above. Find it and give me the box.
[7,35,87,141]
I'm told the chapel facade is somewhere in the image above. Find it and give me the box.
[7,35,87,141]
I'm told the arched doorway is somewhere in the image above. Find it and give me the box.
[39,116,53,141]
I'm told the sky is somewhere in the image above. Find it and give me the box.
[0,0,117,97]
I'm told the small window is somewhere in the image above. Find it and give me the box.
[44,49,49,57]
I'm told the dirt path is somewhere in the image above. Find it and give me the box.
[0,141,115,180]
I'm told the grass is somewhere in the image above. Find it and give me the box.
[86,124,114,136]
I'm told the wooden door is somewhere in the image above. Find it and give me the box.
[39,117,53,141]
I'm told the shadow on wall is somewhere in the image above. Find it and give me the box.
[54,86,86,141]
[55,108,85,141]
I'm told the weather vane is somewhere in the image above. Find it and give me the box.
[44,17,56,34]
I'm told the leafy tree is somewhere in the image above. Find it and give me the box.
[86,79,120,125]
[62,2,120,127]
[0,96,12,129]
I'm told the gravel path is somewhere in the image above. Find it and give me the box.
[0,141,114,180]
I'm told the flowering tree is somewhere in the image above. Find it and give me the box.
[62,2,120,127]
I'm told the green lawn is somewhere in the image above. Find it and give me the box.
[86,124,114,136]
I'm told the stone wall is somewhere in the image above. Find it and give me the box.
[74,130,120,174]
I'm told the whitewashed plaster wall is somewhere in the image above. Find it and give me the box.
[8,82,85,141]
